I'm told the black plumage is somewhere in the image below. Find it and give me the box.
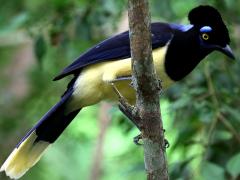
[53,23,173,80]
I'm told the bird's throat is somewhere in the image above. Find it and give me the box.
[164,31,207,81]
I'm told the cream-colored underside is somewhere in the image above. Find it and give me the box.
[69,46,174,110]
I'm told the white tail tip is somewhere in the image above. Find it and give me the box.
[0,132,50,179]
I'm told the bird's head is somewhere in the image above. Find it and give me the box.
[188,5,235,59]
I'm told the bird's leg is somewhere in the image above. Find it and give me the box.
[110,79,169,148]
[109,76,132,83]
[107,75,134,88]
[110,82,142,131]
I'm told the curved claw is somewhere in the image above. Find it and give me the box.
[133,134,143,145]
[163,129,170,148]
[133,133,170,148]
[164,139,170,148]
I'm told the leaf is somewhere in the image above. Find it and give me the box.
[201,161,225,180]
[226,152,240,178]
[171,95,191,109]
[169,156,195,179]
[222,105,240,123]
[34,35,47,64]
[7,13,28,31]
[214,130,232,141]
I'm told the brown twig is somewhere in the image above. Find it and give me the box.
[204,62,240,156]
[217,113,240,144]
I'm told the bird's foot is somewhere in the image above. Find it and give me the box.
[133,134,143,145]
[162,129,170,148]
[133,130,170,148]
[111,82,142,130]
[164,139,170,148]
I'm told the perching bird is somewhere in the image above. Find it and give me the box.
[0,5,235,179]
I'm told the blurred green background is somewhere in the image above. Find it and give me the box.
[0,0,240,179]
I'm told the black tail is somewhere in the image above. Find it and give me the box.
[1,90,80,179]
[27,90,80,144]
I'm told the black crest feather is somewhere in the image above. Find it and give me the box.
[188,5,223,25]
[188,5,230,44]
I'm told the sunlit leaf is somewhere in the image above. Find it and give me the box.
[201,162,225,180]
[171,95,191,109]
[226,152,240,178]
[221,105,240,123]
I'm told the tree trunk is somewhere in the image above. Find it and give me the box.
[128,0,169,179]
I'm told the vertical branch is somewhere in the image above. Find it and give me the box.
[128,0,168,179]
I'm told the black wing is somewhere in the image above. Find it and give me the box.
[53,22,174,80]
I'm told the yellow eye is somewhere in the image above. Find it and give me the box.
[202,33,209,40]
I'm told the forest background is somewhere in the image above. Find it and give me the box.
[0,0,240,179]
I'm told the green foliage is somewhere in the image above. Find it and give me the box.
[201,162,225,180]
[0,0,240,180]
[34,35,47,64]
[226,153,240,178]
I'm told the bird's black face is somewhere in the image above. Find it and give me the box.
[189,5,235,59]
[198,25,235,59]
[165,5,235,82]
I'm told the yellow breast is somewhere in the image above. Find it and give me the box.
[69,46,174,110]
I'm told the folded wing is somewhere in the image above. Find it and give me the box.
[53,22,174,80]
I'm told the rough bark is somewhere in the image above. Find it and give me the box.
[128,0,168,179]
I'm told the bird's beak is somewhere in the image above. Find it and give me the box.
[219,45,235,60]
